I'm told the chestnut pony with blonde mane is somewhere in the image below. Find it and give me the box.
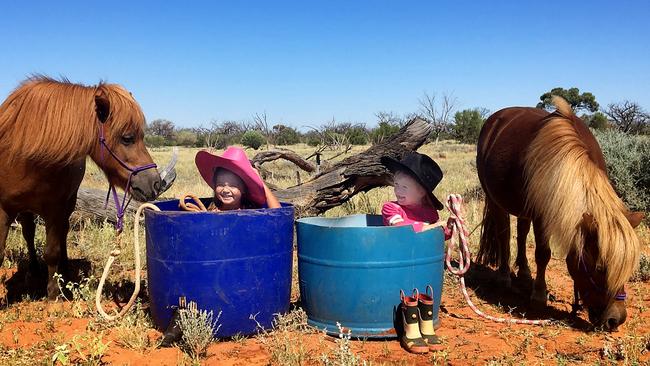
[0,76,161,298]
[476,97,643,330]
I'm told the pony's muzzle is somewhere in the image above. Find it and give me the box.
[131,169,162,201]
[589,303,626,331]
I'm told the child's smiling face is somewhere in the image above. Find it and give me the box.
[213,169,246,210]
[393,171,427,206]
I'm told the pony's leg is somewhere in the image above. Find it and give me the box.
[515,218,532,283]
[17,213,41,291]
[17,213,39,276]
[477,198,512,287]
[43,207,72,300]
[0,208,12,268]
[530,218,551,308]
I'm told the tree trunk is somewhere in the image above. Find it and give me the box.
[273,117,431,216]
[75,118,431,220]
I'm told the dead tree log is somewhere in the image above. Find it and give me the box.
[75,117,431,220]
[74,188,142,225]
[274,117,431,216]
[251,149,317,173]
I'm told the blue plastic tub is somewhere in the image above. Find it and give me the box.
[297,214,445,338]
[145,198,294,337]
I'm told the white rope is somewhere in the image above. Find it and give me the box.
[95,203,160,320]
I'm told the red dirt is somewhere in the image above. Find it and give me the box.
[0,249,648,365]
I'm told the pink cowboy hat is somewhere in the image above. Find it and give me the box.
[195,146,266,206]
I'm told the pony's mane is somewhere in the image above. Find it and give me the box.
[0,75,145,166]
[524,97,640,293]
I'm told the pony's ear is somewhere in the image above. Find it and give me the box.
[94,89,110,124]
[581,213,597,233]
[625,211,645,228]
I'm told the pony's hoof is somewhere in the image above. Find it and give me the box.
[496,274,512,289]
[529,290,548,310]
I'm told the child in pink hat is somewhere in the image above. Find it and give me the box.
[160,146,280,347]
[194,146,280,211]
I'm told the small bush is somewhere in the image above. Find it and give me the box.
[345,126,369,145]
[594,129,650,214]
[144,134,166,148]
[241,130,265,150]
[178,302,221,360]
[320,322,367,366]
[273,124,301,145]
[370,121,400,144]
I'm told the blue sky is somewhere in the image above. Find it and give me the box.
[1,1,649,128]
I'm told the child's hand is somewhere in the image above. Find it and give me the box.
[421,222,445,231]
[446,216,454,230]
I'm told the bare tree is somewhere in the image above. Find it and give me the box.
[418,92,457,142]
[375,111,405,127]
[147,119,176,140]
[604,101,650,134]
[253,111,272,149]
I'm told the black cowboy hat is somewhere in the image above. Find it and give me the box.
[381,152,444,210]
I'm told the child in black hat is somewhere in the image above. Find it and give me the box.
[380,151,452,236]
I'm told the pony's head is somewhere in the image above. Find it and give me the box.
[90,84,161,201]
[566,211,644,330]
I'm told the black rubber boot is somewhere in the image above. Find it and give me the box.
[160,309,183,347]
[418,285,441,350]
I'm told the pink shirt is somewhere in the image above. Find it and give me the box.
[382,201,451,239]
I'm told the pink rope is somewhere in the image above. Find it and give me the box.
[444,194,553,325]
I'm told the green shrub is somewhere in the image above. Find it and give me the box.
[173,129,198,147]
[594,129,650,214]
[273,125,301,145]
[241,130,265,150]
[370,121,400,144]
[452,108,485,144]
[345,126,369,145]
[144,134,166,148]
[178,302,221,361]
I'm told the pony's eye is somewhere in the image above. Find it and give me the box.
[121,134,135,146]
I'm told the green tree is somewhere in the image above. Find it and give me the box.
[272,124,301,145]
[370,121,400,144]
[452,108,486,144]
[583,112,609,130]
[146,119,176,141]
[173,129,198,146]
[240,130,265,150]
[536,87,599,113]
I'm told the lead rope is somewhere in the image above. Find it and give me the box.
[444,194,553,325]
[96,203,160,320]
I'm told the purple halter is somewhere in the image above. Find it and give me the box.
[98,124,157,232]
[579,255,627,301]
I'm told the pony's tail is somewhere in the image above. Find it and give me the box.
[476,199,509,268]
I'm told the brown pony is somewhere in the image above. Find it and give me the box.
[0,76,161,298]
[476,96,644,330]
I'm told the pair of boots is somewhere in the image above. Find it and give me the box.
[399,286,441,354]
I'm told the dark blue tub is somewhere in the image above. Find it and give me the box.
[145,198,294,337]
[297,214,445,338]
